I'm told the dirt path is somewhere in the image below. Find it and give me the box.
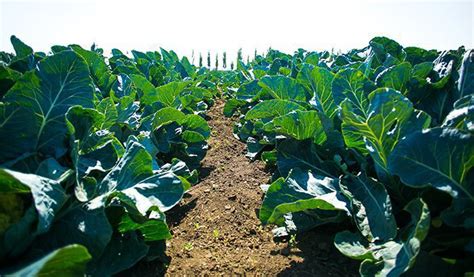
[163,99,358,276]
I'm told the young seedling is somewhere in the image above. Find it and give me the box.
[194,223,201,230]
[289,234,297,248]
[213,229,219,239]
[184,242,193,251]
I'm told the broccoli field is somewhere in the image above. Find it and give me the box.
[0,35,473,276]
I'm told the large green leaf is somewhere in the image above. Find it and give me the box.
[258,75,309,102]
[66,106,123,202]
[96,97,119,129]
[404,47,438,64]
[415,51,461,123]
[179,87,213,113]
[115,96,140,128]
[66,106,105,143]
[0,169,67,233]
[341,88,430,177]
[118,207,171,241]
[71,45,114,95]
[369,36,406,65]
[32,207,113,259]
[95,140,185,213]
[0,51,94,164]
[412,62,433,79]
[456,50,473,100]
[359,240,420,277]
[154,81,189,107]
[334,231,375,261]
[0,64,21,98]
[130,74,157,105]
[7,36,40,73]
[223,98,245,117]
[297,65,337,118]
[88,233,149,276]
[235,80,261,102]
[0,169,68,258]
[335,198,430,276]
[260,168,350,226]
[111,74,135,99]
[98,141,154,193]
[361,199,430,276]
[10,35,33,60]
[375,62,412,93]
[442,95,473,132]
[151,107,209,169]
[266,110,327,143]
[332,68,374,117]
[388,128,474,228]
[245,99,306,120]
[389,128,473,198]
[180,114,211,138]
[276,139,340,178]
[152,107,186,130]
[121,172,186,214]
[340,173,397,242]
[7,244,91,277]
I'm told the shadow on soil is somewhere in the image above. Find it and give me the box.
[166,198,198,227]
[198,165,215,179]
[276,225,360,277]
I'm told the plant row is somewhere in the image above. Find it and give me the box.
[0,36,221,275]
[225,37,473,276]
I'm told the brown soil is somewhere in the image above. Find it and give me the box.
[126,99,359,276]
[162,99,359,276]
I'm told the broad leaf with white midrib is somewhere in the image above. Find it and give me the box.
[0,51,94,164]
[389,128,474,228]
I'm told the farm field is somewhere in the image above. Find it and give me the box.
[0,35,473,276]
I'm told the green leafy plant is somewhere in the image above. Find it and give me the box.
[0,36,217,275]
[228,37,474,276]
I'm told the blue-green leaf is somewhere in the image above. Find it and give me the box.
[258,75,310,102]
[260,168,350,226]
[332,68,374,117]
[245,99,306,120]
[340,173,397,242]
[0,51,94,164]
[389,128,474,228]
[8,244,91,277]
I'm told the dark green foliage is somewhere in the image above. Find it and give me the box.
[0,36,219,275]
[228,37,474,276]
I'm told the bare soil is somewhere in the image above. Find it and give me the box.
[128,99,359,276]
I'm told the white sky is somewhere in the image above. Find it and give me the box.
[0,0,473,65]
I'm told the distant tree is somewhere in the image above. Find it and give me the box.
[254,49,257,60]
[207,51,211,68]
[230,62,234,70]
[199,53,203,67]
[191,49,195,65]
[223,52,227,69]
[215,53,219,70]
[237,48,243,62]
[246,55,250,65]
